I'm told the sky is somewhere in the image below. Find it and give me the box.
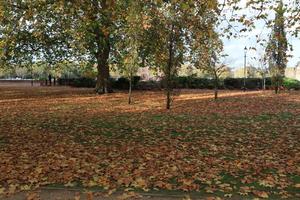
[223,34,300,69]
[220,0,300,69]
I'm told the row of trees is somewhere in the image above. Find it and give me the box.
[0,0,299,108]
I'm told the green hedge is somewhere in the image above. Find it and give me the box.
[283,78,300,90]
[58,76,141,89]
[59,76,300,90]
[73,77,96,88]
[173,77,272,90]
[223,78,272,90]
[173,76,220,89]
[111,76,141,90]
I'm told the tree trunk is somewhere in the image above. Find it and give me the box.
[166,25,174,110]
[128,74,132,105]
[95,31,112,94]
[96,61,112,94]
[166,60,172,110]
[214,80,218,100]
[275,79,279,94]
[48,74,52,86]
[262,75,266,90]
[30,66,34,87]
[213,74,219,100]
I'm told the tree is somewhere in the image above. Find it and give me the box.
[219,0,300,38]
[0,1,73,86]
[116,0,144,104]
[266,1,288,94]
[251,50,269,90]
[190,7,224,99]
[145,0,218,109]
[196,46,228,100]
[53,0,124,94]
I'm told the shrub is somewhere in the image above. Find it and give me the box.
[223,78,243,89]
[224,78,272,90]
[58,76,278,90]
[112,76,141,90]
[283,78,300,90]
[58,78,75,86]
[136,80,162,90]
[58,76,141,89]
[73,77,96,88]
[173,76,223,89]
[113,77,129,90]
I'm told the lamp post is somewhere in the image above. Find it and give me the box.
[243,47,247,92]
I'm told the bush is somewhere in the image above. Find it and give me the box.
[58,76,279,91]
[136,80,162,90]
[73,77,96,88]
[283,78,300,90]
[58,78,75,86]
[113,77,129,90]
[224,78,272,90]
[58,77,95,88]
[173,76,223,89]
[58,76,141,89]
[112,76,141,90]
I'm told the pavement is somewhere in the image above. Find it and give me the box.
[0,188,208,200]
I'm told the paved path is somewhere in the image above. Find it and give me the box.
[1,188,210,200]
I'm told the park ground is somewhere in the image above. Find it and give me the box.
[0,84,299,199]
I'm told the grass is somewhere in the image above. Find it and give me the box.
[0,86,299,199]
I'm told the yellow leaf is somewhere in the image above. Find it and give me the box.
[0,187,5,195]
[74,192,81,200]
[20,185,31,191]
[253,190,269,199]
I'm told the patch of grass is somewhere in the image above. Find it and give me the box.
[152,115,164,121]
[256,114,273,121]
[278,112,294,120]
[170,130,185,138]
[0,136,7,147]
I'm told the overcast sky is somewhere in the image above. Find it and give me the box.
[220,0,300,69]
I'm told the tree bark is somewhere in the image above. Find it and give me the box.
[92,0,113,94]
[95,33,112,94]
[275,81,279,94]
[274,76,280,94]
[48,74,52,86]
[30,65,34,87]
[166,24,174,110]
[262,74,266,90]
[214,76,219,100]
[128,74,132,104]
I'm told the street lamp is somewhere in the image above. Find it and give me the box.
[243,46,247,92]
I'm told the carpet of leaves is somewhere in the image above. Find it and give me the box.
[0,86,299,199]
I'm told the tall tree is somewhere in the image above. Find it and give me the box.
[0,1,72,86]
[57,0,122,94]
[145,0,218,109]
[190,8,224,100]
[266,1,288,94]
[115,0,144,104]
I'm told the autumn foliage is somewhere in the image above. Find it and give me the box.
[0,87,299,199]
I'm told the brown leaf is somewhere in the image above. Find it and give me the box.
[253,190,269,199]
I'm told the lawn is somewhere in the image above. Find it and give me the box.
[0,86,299,199]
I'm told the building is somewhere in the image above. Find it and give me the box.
[233,62,300,80]
[285,62,300,80]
